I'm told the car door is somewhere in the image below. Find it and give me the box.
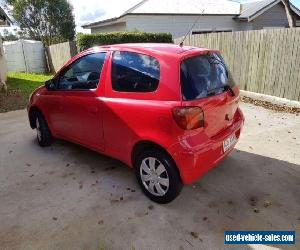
[55,52,107,151]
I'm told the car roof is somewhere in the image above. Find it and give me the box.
[88,43,219,58]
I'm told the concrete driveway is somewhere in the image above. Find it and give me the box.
[0,103,299,250]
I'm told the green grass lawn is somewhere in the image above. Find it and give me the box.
[0,72,53,113]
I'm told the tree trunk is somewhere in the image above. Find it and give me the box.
[282,0,296,27]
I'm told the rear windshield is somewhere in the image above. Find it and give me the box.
[180,53,236,101]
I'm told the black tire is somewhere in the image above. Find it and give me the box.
[134,148,183,204]
[35,112,53,147]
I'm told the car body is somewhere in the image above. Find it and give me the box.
[28,43,244,203]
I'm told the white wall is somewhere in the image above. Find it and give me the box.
[0,36,7,83]
[125,14,245,38]
[90,15,251,38]
[3,40,46,73]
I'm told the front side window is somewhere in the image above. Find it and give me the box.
[181,53,236,101]
[58,52,106,90]
[111,51,160,92]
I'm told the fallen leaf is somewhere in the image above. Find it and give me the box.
[264,200,272,208]
[148,205,154,210]
[253,208,260,213]
[190,232,199,239]
[111,199,119,204]
[227,201,234,205]
[250,197,258,207]
[240,96,300,114]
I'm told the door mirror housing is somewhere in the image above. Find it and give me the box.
[45,79,56,90]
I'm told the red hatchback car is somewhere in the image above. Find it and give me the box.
[28,43,244,203]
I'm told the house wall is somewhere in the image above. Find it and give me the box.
[91,22,127,33]
[251,3,289,29]
[90,3,295,38]
[90,15,253,38]
[125,14,249,38]
[0,36,7,83]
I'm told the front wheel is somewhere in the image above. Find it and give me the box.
[35,112,53,147]
[135,149,183,204]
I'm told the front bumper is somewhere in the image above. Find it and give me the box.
[168,108,244,184]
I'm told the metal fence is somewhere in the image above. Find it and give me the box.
[174,28,300,101]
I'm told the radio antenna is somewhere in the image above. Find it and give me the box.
[179,9,205,47]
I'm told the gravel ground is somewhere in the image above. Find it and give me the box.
[0,103,299,250]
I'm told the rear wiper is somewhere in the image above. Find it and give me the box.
[224,85,235,97]
[207,85,235,97]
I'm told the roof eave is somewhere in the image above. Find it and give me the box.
[237,0,300,22]
[82,15,125,29]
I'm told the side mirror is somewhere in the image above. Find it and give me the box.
[45,79,56,90]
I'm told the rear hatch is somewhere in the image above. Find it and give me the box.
[180,52,239,138]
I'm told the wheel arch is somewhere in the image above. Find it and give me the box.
[131,140,182,180]
[28,106,42,129]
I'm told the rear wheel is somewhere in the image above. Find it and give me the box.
[35,112,53,147]
[135,148,183,204]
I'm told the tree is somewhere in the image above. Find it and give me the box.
[1,29,18,41]
[282,0,296,27]
[5,0,76,45]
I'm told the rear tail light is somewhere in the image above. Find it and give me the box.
[172,106,204,130]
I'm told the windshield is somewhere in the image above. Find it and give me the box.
[180,53,235,101]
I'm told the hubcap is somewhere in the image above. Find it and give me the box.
[36,118,42,141]
[140,157,169,197]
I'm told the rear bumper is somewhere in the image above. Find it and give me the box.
[168,108,244,184]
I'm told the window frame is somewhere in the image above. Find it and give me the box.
[54,51,107,92]
[111,50,161,93]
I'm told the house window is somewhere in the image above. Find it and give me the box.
[192,29,232,35]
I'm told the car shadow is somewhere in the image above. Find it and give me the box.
[53,139,300,230]
[26,137,300,249]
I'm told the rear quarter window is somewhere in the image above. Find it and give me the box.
[111,51,160,92]
[181,53,236,101]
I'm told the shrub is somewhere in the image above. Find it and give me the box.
[76,32,173,51]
